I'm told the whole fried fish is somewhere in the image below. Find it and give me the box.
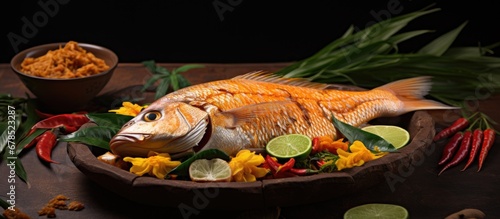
[110,71,454,157]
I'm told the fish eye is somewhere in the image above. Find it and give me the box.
[143,111,162,122]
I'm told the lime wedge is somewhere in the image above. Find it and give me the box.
[361,125,410,149]
[344,203,409,219]
[189,158,232,182]
[265,134,312,160]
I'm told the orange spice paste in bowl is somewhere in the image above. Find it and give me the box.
[20,41,110,79]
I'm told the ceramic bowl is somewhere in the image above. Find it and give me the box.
[10,42,118,113]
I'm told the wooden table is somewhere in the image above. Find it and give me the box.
[1,63,499,218]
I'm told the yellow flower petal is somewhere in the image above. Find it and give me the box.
[109,101,147,116]
[123,153,180,179]
[229,150,268,182]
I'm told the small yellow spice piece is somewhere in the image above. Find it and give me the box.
[123,152,181,179]
[108,101,147,116]
[335,140,386,171]
[229,150,269,182]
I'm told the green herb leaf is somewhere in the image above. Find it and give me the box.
[15,99,40,141]
[331,115,396,152]
[0,122,8,155]
[173,64,204,74]
[167,149,230,180]
[15,158,28,184]
[16,128,46,155]
[0,197,11,210]
[155,77,170,100]
[60,126,119,150]
[86,113,133,130]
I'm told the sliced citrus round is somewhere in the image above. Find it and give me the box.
[344,203,409,219]
[189,158,232,182]
[265,134,312,160]
[361,125,410,149]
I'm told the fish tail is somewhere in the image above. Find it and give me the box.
[376,76,458,114]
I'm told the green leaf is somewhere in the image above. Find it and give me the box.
[141,60,157,74]
[167,149,230,180]
[155,66,171,75]
[0,197,11,210]
[0,122,8,155]
[155,77,170,100]
[141,74,163,92]
[170,72,180,91]
[331,115,396,152]
[16,128,46,155]
[17,129,46,154]
[418,21,468,56]
[173,64,204,73]
[86,113,133,129]
[177,74,191,88]
[15,99,40,141]
[60,126,119,150]
[15,158,28,184]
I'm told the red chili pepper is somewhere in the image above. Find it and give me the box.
[433,117,469,142]
[477,128,496,172]
[265,155,281,173]
[23,134,43,149]
[289,168,319,176]
[311,137,320,152]
[438,132,464,166]
[265,155,298,178]
[28,114,89,135]
[277,158,295,173]
[461,129,483,171]
[36,130,59,163]
[35,109,56,119]
[438,130,472,175]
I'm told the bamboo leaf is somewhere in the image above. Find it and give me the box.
[418,21,468,56]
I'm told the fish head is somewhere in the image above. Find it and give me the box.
[109,101,209,157]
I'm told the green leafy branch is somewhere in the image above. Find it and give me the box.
[141,60,204,100]
[274,6,500,109]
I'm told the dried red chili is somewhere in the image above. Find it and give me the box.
[461,129,483,171]
[433,117,469,142]
[438,130,472,175]
[477,128,496,172]
[438,132,464,166]
[36,130,59,163]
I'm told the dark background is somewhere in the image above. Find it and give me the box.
[2,0,500,64]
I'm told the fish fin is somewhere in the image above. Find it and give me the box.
[217,101,297,128]
[376,76,459,113]
[234,71,330,89]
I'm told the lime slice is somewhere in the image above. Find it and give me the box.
[361,125,410,149]
[265,134,312,160]
[344,203,409,219]
[189,158,232,182]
